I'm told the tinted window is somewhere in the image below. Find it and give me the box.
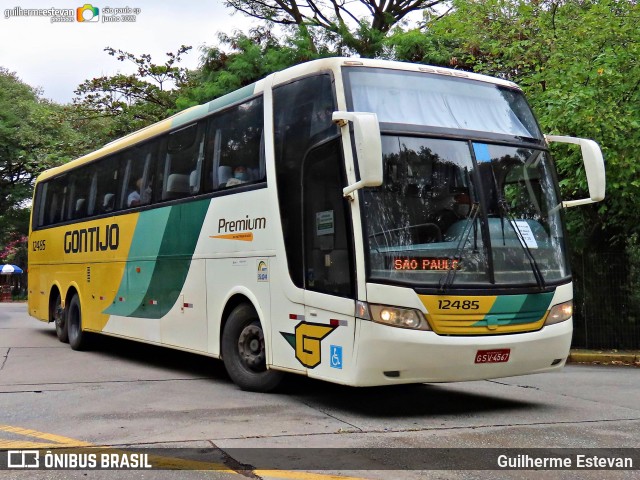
[303,140,354,297]
[43,175,68,226]
[273,74,339,288]
[162,123,204,201]
[120,141,160,209]
[67,166,94,220]
[206,96,264,191]
[93,155,121,215]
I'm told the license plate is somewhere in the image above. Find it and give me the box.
[475,348,510,364]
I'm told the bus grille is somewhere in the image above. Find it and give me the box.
[419,292,554,335]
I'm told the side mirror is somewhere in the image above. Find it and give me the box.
[332,111,383,197]
[545,135,606,208]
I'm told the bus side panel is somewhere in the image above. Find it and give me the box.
[205,257,272,358]
[28,216,139,330]
[267,257,306,373]
[27,265,48,322]
[193,188,276,357]
[160,258,208,352]
[82,261,125,332]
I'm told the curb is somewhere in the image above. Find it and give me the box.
[569,350,640,365]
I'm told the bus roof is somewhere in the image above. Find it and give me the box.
[35,57,520,184]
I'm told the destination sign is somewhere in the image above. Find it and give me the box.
[392,257,460,271]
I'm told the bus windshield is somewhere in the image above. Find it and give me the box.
[361,136,569,288]
[345,67,542,139]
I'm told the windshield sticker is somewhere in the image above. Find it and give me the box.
[257,259,269,282]
[316,210,335,236]
[473,143,492,163]
[511,221,538,249]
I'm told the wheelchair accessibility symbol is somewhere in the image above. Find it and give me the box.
[330,345,342,369]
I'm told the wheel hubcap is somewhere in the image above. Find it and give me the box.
[54,303,63,328]
[237,324,265,371]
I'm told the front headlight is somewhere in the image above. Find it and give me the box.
[368,304,431,331]
[545,300,573,325]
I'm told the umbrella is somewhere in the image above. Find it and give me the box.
[1,264,23,274]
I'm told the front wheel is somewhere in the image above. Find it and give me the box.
[221,304,283,392]
[67,294,90,351]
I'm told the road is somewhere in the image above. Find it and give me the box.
[1,302,639,479]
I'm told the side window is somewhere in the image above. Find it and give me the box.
[162,123,204,201]
[120,141,158,209]
[67,166,93,220]
[32,182,47,228]
[94,155,121,214]
[206,97,264,191]
[273,74,338,288]
[45,175,68,226]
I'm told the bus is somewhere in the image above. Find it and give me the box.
[28,58,605,392]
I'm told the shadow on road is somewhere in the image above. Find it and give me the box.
[33,324,537,418]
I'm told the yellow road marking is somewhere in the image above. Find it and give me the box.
[256,470,370,480]
[0,424,91,447]
[0,424,371,479]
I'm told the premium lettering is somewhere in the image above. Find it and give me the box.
[64,224,119,253]
[218,215,266,233]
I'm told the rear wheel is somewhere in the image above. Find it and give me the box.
[221,304,283,392]
[67,294,90,351]
[51,293,68,343]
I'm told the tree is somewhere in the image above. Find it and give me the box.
[73,46,195,138]
[177,26,336,108]
[0,68,81,264]
[390,0,640,247]
[0,68,78,213]
[224,0,449,57]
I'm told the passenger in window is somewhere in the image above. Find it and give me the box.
[127,177,151,207]
[225,166,250,187]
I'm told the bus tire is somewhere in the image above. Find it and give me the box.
[67,294,89,351]
[51,293,68,343]
[221,303,283,392]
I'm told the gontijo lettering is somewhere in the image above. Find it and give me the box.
[64,224,119,253]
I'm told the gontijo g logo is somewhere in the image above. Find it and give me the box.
[280,322,337,368]
[77,4,99,22]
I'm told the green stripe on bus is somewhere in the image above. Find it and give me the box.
[205,84,256,114]
[169,84,255,130]
[129,199,210,318]
[104,199,210,319]
[471,292,554,328]
[104,208,172,317]
[170,105,209,129]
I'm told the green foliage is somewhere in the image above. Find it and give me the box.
[388,0,640,347]
[223,0,448,58]
[73,46,195,139]
[0,69,77,206]
[0,68,84,261]
[390,0,640,252]
[177,27,334,107]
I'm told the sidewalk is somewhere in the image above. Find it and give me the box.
[569,349,640,366]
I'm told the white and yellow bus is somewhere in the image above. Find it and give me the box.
[28,58,605,392]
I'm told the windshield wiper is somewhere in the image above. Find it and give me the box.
[485,154,546,290]
[438,202,480,293]
[498,197,546,290]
